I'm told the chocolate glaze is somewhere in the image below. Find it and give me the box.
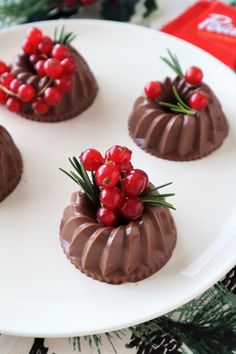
[129,76,229,161]
[60,190,177,284]
[11,46,98,123]
[0,126,22,202]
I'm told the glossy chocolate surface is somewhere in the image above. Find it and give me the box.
[11,47,98,122]
[0,126,22,202]
[60,191,177,284]
[129,76,229,161]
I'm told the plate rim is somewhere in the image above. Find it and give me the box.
[0,18,235,338]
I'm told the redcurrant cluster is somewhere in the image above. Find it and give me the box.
[0,27,77,115]
[144,66,209,111]
[80,145,149,226]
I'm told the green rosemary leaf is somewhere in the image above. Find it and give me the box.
[72,157,83,176]
[172,51,184,77]
[142,199,176,210]
[151,182,173,190]
[80,160,95,196]
[160,57,182,77]
[173,86,191,110]
[161,49,184,78]
[69,157,79,173]
[68,33,77,44]
[171,107,195,115]
[159,101,177,109]
[157,193,175,198]
[59,168,78,184]
[59,25,65,44]
[91,170,100,206]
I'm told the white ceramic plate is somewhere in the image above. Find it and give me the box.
[0,19,235,338]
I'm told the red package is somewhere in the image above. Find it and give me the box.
[161,1,236,71]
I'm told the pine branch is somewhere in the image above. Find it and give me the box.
[0,0,49,25]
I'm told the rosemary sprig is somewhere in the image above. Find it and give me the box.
[54,25,77,45]
[141,190,175,210]
[60,157,175,211]
[160,49,184,77]
[59,157,100,207]
[159,86,197,115]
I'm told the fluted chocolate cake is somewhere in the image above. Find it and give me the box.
[59,146,176,284]
[60,190,176,284]
[129,51,229,161]
[0,126,22,202]
[0,26,98,122]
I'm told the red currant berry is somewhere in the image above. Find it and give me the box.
[189,91,209,111]
[0,89,7,104]
[122,169,149,197]
[116,162,133,176]
[133,169,149,189]
[35,60,46,76]
[26,27,43,45]
[144,81,162,100]
[100,187,125,209]
[55,75,73,93]
[0,73,15,88]
[120,197,144,220]
[32,97,49,114]
[6,97,22,112]
[95,164,120,188]
[0,61,10,75]
[44,58,63,79]
[97,207,118,226]
[185,66,203,86]
[60,57,76,75]
[105,145,132,164]
[18,84,36,102]
[38,36,53,55]
[9,79,22,94]
[44,87,62,106]
[80,148,104,171]
[52,44,69,60]
[22,39,37,55]
[29,53,41,65]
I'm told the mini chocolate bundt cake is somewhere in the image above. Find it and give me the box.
[0,126,22,202]
[60,190,177,284]
[11,46,98,122]
[129,76,229,161]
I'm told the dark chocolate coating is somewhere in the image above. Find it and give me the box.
[129,77,229,161]
[60,191,177,284]
[11,47,98,123]
[0,126,22,202]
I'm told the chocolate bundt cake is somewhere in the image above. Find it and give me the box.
[129,76,229,161]
[11,46,98,123]
[0,126,22,202]
[60,190,177,284]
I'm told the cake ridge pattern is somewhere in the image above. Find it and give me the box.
[0,126,22,202]
[60,191,177,284]
[129,76,229,161]
[11,47,98,122]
